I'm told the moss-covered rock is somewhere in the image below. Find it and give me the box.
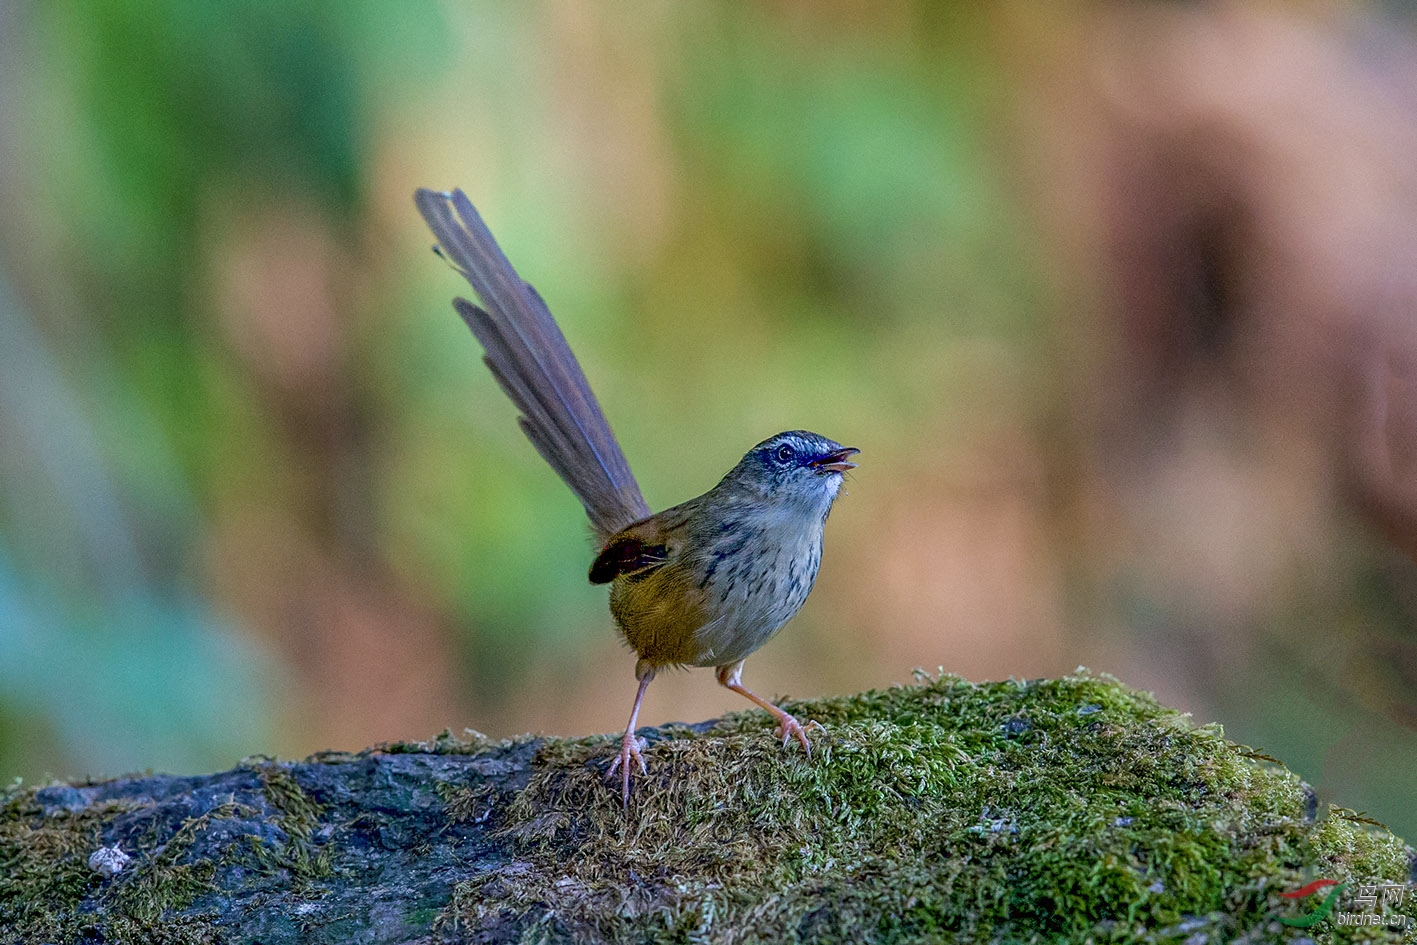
[1,672,1412,943]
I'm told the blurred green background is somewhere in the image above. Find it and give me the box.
[1,1,1415,841]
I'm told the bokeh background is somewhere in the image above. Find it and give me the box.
[1,1,1414,839]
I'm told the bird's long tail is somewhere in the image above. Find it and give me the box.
[415,188,650,539]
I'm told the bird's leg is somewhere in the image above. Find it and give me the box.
[715,660,819,756]
[606,665,654,806]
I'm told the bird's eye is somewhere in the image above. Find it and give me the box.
[775,443,795,464]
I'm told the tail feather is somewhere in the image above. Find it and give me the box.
[415,188,650,538]
[462,299,612,505]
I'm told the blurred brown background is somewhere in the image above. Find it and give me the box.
[0,1,1413,838]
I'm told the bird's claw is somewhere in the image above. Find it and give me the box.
[605,733,648,806]
[776,714,823,757]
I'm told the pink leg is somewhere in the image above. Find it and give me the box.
[605,668,654,806]
[715,661,818,756]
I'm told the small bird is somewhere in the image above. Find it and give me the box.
[415,189,858,804]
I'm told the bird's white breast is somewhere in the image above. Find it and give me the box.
[690,498,829,668]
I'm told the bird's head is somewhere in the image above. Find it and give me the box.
[721,430,859,512]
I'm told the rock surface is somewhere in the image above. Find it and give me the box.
[2,672,1413,943]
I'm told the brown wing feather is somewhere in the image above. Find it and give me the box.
[589,532,669,584]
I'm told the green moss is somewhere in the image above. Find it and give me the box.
[0,766,313,943]
[106,800,242,927]
[0,791,128,939]
[435,671,1414,943]
[374,727,497,755]
[244,762,333,882]
[2,673,1411,943]
[256,764,323,837]
[0,787,244,945]
[0,764,328,943]
[437,778,499,825]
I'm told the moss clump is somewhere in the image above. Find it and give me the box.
[1,672,1411,943]
[242,762,333,883]
[375,727,497,755]
[435,671,1414,943]
[0,786,242,945]
[104,799,243,928]
[0,792,131,939]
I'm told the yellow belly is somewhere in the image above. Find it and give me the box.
[608,566,711,667]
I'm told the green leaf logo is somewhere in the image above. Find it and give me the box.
[1278,879,1347,928]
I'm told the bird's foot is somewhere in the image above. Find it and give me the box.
[605,731,649,806]
[775,713,825,757]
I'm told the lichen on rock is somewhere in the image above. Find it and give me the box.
[1,672,1412,943]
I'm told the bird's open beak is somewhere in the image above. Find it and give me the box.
[811,446,860,473]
